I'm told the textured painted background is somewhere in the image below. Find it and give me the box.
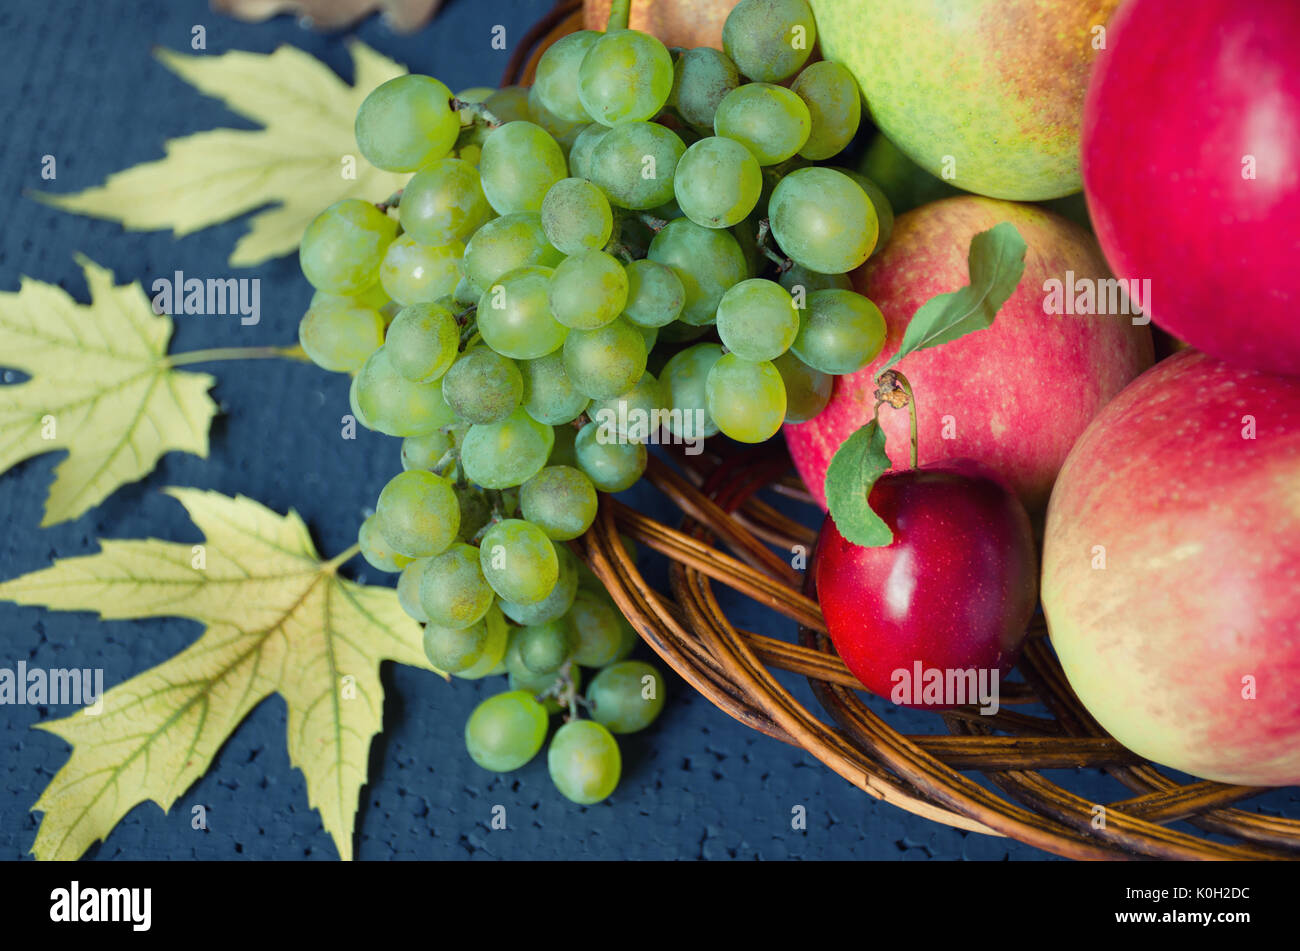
[2,0,1296,861]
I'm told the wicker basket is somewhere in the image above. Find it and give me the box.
[508,1,1300,861]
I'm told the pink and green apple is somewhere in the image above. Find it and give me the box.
[1042,350,1300,786]
[1082,0,1300,376]
[810,0,1119,200]
[785,196,1154,513]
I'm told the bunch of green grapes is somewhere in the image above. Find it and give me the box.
[294,0,899,803]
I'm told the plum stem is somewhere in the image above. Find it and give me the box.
[607,0,631,31]
[875,369,920,469]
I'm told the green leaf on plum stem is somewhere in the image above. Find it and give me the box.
[878,222,1028,374]
[824,419,894,548]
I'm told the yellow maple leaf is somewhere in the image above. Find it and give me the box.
[0,488,440,861]
[34,43,409,267]
[0,256,219,526]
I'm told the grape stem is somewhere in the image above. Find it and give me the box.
[603,240,641,264]
[432,447,459,476]
[755,218,793,274]
[165,343,309,367]
[375,189,403,213]
[606,0,631,31]
[451,98,503,129]
[457,318,479,351]
[636,213,669,233]
[874,369,920,469]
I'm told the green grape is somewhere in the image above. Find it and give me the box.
[647,218,749,325]
[453,277,479,311]
[441,347,523,424]
[622,259,684,328]
[578,29,674,127]
[355,75,460,172]
[562,317,648,401]
[612,612,638,662]
[451,604,510,680]
[464,690,549,772]
[401,429,454,471]
[520,465,598,541]
[534,30,600,122]
[500,545,580,625]
[507,644,580,714]
[541,178,614,255]
[479,518,559,604]
[566,588,629,667]
[484,86,532,124]
[385,302,459,382]
[356,346,458,437]
[518,618,575,675]
[549,422,579,468]
[376,469,460,558]
[660,342,723,440]
[460,407,555,490]
[830,166,895,254]
[769,167,878,273]
[588,371,666,443]
[721,0,816,83]
[792,288,888,375]
[778,263,853,295]
[358,513,412,573]
[503,625,534,681]
[455,485,493,542]
[714,83,811,166]
[399,158,493,246]
[574,421,647,493]
[792,61,861,160]
[549,250,627,330]
[424,618,489,673]
[418,542,495,629]
[479,121,567,215]
[707,355,785,444]
[299,199,397,294]
[705,353,787,443]
[527,86,587,152]
[587,661,665,733]
[715,278,799,361]
[671,47,741,129]
[477,265,569,359]
[520,351,590,426]
[634,323,659,354]
[349,374,373,431]
[297,296,386,373]
[588,121,685,210]
[379,236,463,306]
[548,719,621,804]
[396,557,431,622]
[773,350,833,423]
[463,212,563,292]
[673,136,762,229]
[567,124,610,180]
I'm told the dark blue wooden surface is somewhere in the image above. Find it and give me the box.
[3,0,1294,861]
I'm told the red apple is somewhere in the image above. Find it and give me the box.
[1042,350,1300,786]
[785,196,1154,513]
[1082,0,1300,376]
[814,463,1038,709]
